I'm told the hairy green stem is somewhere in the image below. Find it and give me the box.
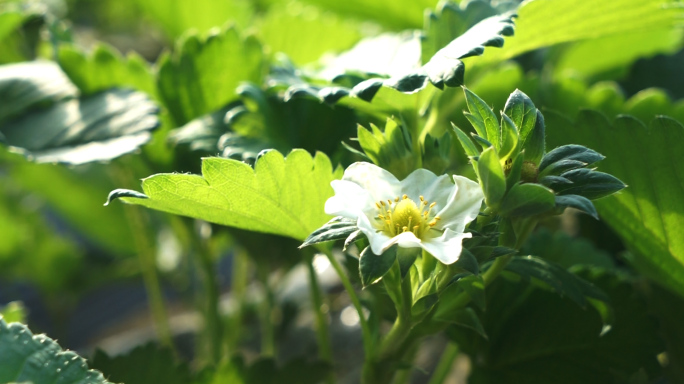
[257,266,276,357]
[192,226,223,364]
[305,253,334,365]
[110,166,174,352]
[428,343,460,384]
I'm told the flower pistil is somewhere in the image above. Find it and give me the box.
[374,195,441,238]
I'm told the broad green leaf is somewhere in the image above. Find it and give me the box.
[157,27,265,125]
[475,0,684,65]
[546,110,684,298]
[0,318,111,384]
[57,43,157,97]
[301,217,358,248]
[499,183,555,218]
[90,344,190,384]
[359,245,397,288]
[0,61,77,123]
[1,89,160,165]
[554,28,683,81]
[450,274,663,383]
[0,11,28,43]
[477,147,506,209]
[134,0,253,39]
[107,149,341,241]
[256,4,362,65]
[296,0,435,30]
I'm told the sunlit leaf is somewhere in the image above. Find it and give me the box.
[107,149,342,241]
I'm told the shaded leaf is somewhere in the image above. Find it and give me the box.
[90,344,190,384]
[1,89,160,164]
[499,183,555,217]
[301,218,358,248]
[107,150,341,241]
[0,318,111,384]
[555,194,598,220]
[558,168,626,200]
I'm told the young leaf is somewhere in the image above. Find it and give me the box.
[1,89,160,165]
[522,109,546,165]
[499,183,556,218]
[503,89,537,143]
[539,144,605,174]
[499,112,519,160]
[359,245,397,287]
[0,318,111,384]
[451,123,479,157]
[301,218,358,248]
[558,168,626,200]
[106,150,341,242]
[464,88,500,148]
[555,194,599,220]
[477,147,506,209]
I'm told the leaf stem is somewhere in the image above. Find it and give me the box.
[428,343,459,384]
[305,253,335,384]
[257,265,276,357]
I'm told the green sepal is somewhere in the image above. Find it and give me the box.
[464,87,500,148]
[397,247,421,279]
[555,194,599,220]
[343,229,364,251]
[451,122,479,157]
[477,146,506,210]
[300,217,358,248]
[558,168,626,200]
[452,248,480,275]
[359,245,398,288]
[411,274,439,320]
[522,109,546,165]
[499,183,556,218]
[503,89,537,144]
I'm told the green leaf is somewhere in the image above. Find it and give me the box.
[0,61,78,123]
[539,144,605,174]
[359,245,397,287]
[474,0,684,65]
[157,27,265,125]
[523,228,615,270]
[135,0,253,39]
[297,0,433,30]
[357,118,415,179]
[0,318,111,384]
[557,168,626,200]
[301,218,358,248]
[499,112,518,160]
[107,149,341,241]
[0,302,26,324]
[504,256,609,307]
[555,194,599,220]
[442,308,488,339]
[645,285,684,383]
[90,344,190,384]
[57,43,157,97]
[505,152,524,190]
[547,110,684,298]
[255,4,362,65]
[1,89,160,165]
[503,89,537,145]
[452,274,663,384]
[477,146,506,209]
[464,87,500,147]
[499,183,555,218]
[457,274,486,311]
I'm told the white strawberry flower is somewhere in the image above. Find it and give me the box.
[325,162,483,264]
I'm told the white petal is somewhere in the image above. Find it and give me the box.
[420,229,472,265]
[325,180,374,219]
[341,162,402,201]
[357,214,422,255]
[435,175,483,232]
[399,169,454,209]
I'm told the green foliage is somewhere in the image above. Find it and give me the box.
[359,246,397,288]
[0,318,111,384]
[547,111,684,298]
[357,117,415,179]
[300,217,358,249]
[0,302,26,324]
[523,228,615,270]
[157,27,265,125]
[499,183,555,218]
[451,274,664,384]
[199,355,330,384]
[477,146,506,209]
[475,0,684,65]
[91,344,191,384]
[295,0,435,30]
[57,43,157,97]
[107,150,341,241]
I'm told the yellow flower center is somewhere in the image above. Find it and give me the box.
[374,194,441,238]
